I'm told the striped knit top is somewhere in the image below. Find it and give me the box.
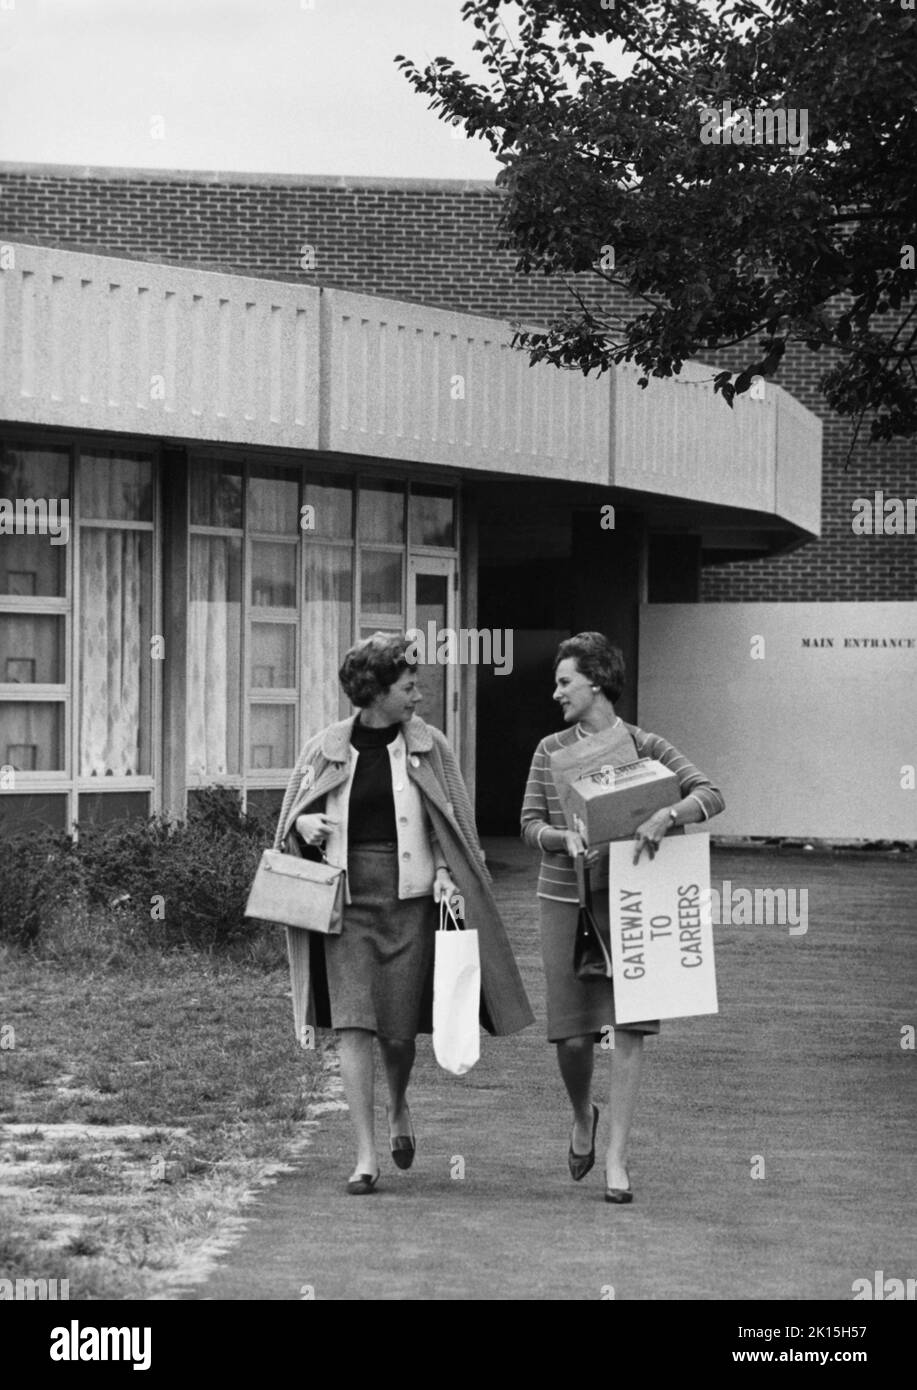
[521,721,725,902]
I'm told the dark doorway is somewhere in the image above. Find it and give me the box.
[472,483,645,833]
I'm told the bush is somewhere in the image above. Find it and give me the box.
[0,832,83,947]
[0,788,279,952]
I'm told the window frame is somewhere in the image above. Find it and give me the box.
[0,427,162,833]
[186,452,459,811]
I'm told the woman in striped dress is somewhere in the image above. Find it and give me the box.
[521,632,724,1203]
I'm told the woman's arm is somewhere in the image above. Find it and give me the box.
[520,741,552,849]
[520,742,585,857]
[634,730,725,822]
[632,729,725,863]
[273,731,326,850]
[435,734,489,874]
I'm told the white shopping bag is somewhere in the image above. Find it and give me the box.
[432,898,481,1075]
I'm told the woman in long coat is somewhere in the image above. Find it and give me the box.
[275,632,533,1193]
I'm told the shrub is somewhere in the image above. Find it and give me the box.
[0,832,82,947]
[0,789,277,952]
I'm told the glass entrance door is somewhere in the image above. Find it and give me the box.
[408,555,456,751]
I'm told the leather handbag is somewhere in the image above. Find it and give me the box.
[245,848,345,934]
[572,853,613,981]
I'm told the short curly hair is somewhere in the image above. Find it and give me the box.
[553,631,625,704]
[338,632,417,708]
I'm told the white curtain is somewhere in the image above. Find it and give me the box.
[81,454,149,521]
[187,536,240,776]
[249,473,297,534]
[302,547,351,739]
[79,530,143,776]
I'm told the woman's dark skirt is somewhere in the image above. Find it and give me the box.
[539,896,661,1042]
[319,842,436,1038]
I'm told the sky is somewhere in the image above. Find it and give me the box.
[0,0,506,180]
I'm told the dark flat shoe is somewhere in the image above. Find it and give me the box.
[346,1171,380,1196]
[391,1129,416,1171]
[386,1103,416,1170]
[604,1164,633,1204]
[568,1104,599,1182]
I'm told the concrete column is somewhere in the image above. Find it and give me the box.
[160,446,188,820]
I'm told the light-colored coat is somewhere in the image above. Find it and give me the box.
[274,714,534,1038]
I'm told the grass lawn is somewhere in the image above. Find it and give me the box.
[0,914,324,1300]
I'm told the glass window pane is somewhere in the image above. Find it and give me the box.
[0,702,65,771]
[410,486,455,548]
[78,792,150,827]
[361,550,402,615]
[249,705,295,770]
[0,444,70,596]
[188,536,242,776]
[250,623,295,688]
[0,793,68,833]
[190,461,243,528]
[251,541,297,609]
[249,467,299,534]
[358,483,404,543]
[1,615,65,684]
[303,547,353,735]
[305,476,353,540]
[0,534,66,597]
[245,788,284,827]
[0,443,70,502]
[413,573,449,733]
[79,530,153,777]
[81,451,152,522]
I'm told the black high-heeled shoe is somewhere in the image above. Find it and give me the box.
[568,1104,599,1181]
[346,1170,380,1196]
[604,1163,633,1204]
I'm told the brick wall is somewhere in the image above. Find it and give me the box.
[1,165,915,602]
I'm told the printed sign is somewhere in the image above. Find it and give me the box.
[607,833,717,1023]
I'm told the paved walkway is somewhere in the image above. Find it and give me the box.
[192,843,916,1301]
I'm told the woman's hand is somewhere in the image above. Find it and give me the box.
[561,828,587,858]
[294,812,338,847]
[433,867,462,911]
[632,808,672,864]
[558,829,601,866]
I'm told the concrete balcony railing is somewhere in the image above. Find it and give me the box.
[319,288,610,485]
[0,242,321,448]
[0,242,821,535]
[611,358,822,536]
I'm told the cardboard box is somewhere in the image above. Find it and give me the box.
[607,833,717,1022]
[565,757,680,845]
[549,722,644,823]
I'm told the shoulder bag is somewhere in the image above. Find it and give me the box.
[572,853,613,981]
[245,848,345,934]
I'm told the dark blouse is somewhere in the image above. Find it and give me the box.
[348,716,400,843]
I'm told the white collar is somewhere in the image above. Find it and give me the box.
[575,716,620,741]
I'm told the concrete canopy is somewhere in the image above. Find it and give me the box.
[0,241,820,542]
